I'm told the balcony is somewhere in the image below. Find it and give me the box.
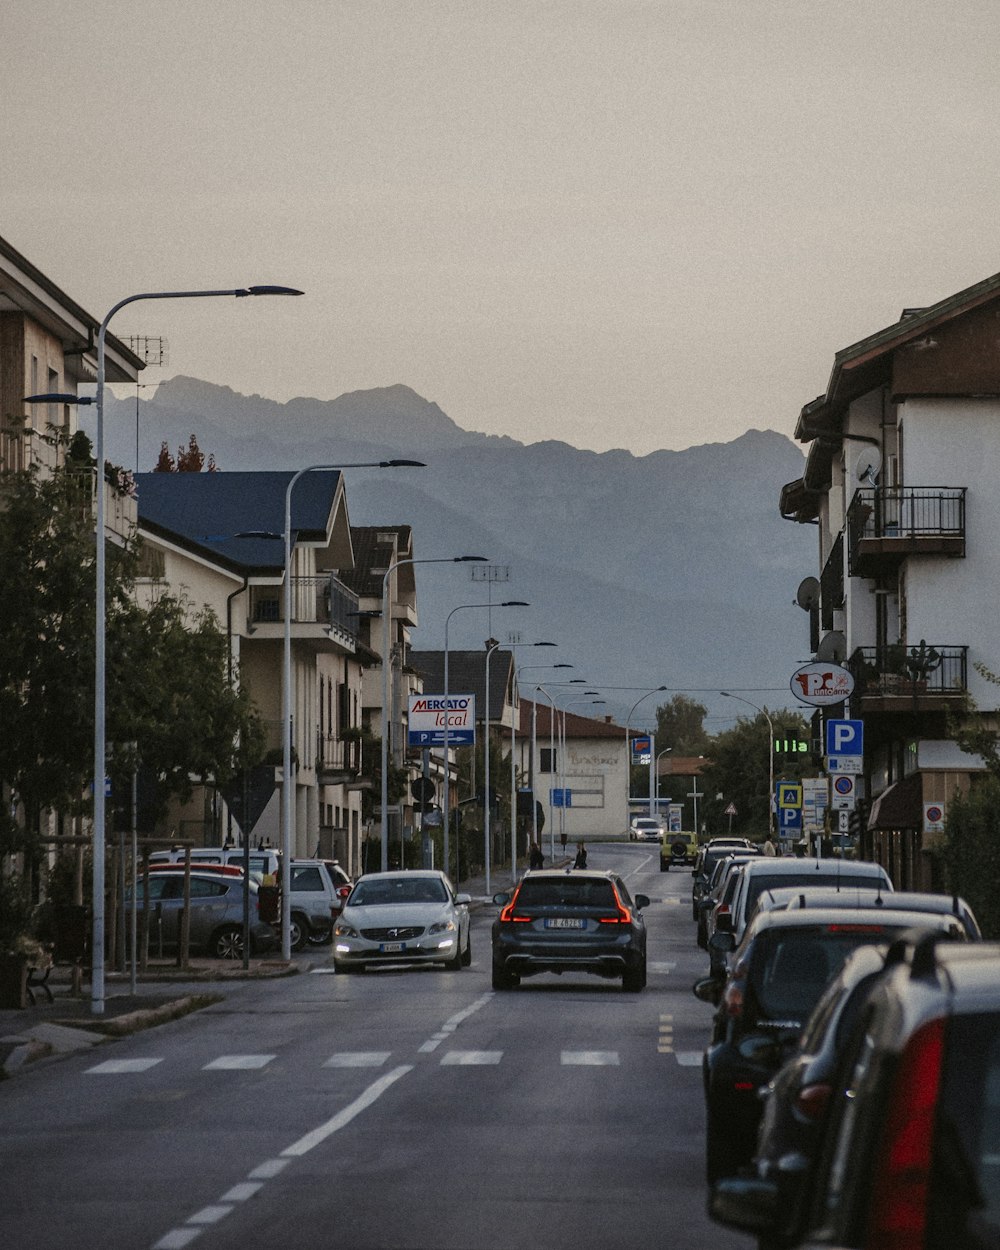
[316,732,361,784]
[820,532,844,631]
[847,487,966,577]
[847,643,968,714]
[249,574,359,649]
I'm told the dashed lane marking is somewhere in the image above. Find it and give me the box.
[323,1052,392,1068]
[203,1055,275,1070]
[561,1051,620,1066]
[87,1058,163,1074]
[440,1050,503,1065]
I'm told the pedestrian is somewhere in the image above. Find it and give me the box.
[529,841,544,870]
[573,842,588,869]
[763,835,777,856]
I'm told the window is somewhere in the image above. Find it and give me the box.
[540,747,557,774]
[291,866,324,892]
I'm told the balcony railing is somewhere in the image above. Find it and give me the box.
[847,487,966,576]
[250,574,359,638]
[820,532,844,631]
[848,644,968,702]
[317,732,361,774]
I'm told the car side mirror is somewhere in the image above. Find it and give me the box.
[708,930,735,954]
[692,976,723,1006]
[492,891,511,907]
[709,1177,780,1235]
[634,893,650,910]
[455,893,472,906]
[715,911,733,933]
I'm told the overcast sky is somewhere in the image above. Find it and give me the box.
[4,0,1000,455]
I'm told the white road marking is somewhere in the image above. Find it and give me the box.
[650,961,676,973]
[220,1183,264,1202]
[281,1065,413,1157]
[323,1052,391,1067]
[248,1159,290,1180]
[152,1231,201,1249]
[676,1051,703,1067]
[87,1058,162,1074]
[440,1050,502,1065]
[187,1206,231,1226]
[561,1051,620,1066]
[203,1055,275,1070]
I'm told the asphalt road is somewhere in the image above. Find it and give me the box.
[0,844,753,1250]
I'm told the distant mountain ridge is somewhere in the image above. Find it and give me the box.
[94,377,811,721]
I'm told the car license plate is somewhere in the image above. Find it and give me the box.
[545,918,585,929]
[380,942,405,953]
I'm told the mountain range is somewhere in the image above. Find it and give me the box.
[92,378,813,727]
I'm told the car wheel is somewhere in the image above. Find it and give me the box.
[211,925,244,960]
[445,943,464,971]
[461,932,472,967]
[289,914,308,953]
[706,1107,742,1184]
[492,961,516,990]
[307,926,332,946]
[662,861,670,871]
[623,962,646,992]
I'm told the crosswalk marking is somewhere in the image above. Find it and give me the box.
[86,1057,162,1074]
[658,1013,675,1054]
[650,961,677,974]
[203,1055,275,1070]
[324,1052,391,1067]
[676,1051,702,1067]
[561,1050,619,1066]
[440,1050,502,1065]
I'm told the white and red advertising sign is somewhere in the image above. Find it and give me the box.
[407,694,476,747]
[789,662,855,707]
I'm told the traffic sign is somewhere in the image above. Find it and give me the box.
[831,774,857,810]
[825,719,863,774]
[550,788,573,808]
[724,802,737,817]
[777,782,802,809]
[778,807,802,830]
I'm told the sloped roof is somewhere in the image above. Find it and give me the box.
[343,525,414,597]
[136,470,342,575]
[518,697,623,739]
[409,649,514,718]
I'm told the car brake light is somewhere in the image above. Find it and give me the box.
[723,980,744,1019]
[866,1016,945,1250]
[795,1082,832,1121]
[599,885,632,925]
[500,890,532,923]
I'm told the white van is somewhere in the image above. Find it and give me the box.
[148,845,280,881]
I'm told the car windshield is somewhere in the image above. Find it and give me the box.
[515,877,617,908]
[350,877,448,906]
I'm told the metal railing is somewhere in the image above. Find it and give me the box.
[848,644,968,698]
[848,486,966,551]
[251,573,359,633]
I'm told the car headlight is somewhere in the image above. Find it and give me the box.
[335,922,359,938]
[428,919,456,935]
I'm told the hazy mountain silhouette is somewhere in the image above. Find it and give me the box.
[95,377,811,721]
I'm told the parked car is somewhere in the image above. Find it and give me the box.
[333,870,471,973]
[692,842,762,921]
[321,860,354,916]
[695,905,966,1183]
[660,830,698,870]
[287,859,348,950]
[722,856,893,947]
[127,869,277,959]
[491,869,649,991]
[630,817,665,843]
[698,854,760,952]
[776,885,982,940]
[709,936,1000,1250]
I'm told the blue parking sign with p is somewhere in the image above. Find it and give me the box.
[826,719,863,758]
[779,807,802,830]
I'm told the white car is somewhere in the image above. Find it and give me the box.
[333,870,472,973]
[630,817,665,843]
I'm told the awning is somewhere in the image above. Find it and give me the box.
[867,772,924,831]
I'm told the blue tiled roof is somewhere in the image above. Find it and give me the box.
[136,471,340,573]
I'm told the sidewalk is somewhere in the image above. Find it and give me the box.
[0,860,546,1079]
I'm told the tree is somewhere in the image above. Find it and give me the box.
[152,434,218,473]
[654,694,711,756]
[942,776,1000,939]
[154,441,175,472]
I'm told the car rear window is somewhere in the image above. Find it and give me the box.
[929,1013,1000,1246]
[751,926,903,1024]
[516,878,617,909]
[745,871,886,916]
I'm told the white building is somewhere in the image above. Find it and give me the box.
[780,272,1000,887]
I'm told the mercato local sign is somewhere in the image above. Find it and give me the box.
[407,694,476,747]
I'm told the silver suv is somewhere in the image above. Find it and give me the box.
[131,869,276,959]
[288,859,345,951]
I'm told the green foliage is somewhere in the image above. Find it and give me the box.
[942,776,1000,939]
[654,694,711,756]
[700,707,812,837]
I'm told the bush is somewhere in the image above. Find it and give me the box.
[942,776,1000,939]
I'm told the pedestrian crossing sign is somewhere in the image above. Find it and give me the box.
[778,783,802,809]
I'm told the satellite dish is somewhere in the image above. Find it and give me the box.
[856,447,883,485]
[816,631,847,663]
[795,576,820,612]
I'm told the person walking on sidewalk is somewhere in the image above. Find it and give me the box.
[529,842,545,870]
[573,842,588,869]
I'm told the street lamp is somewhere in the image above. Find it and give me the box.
[623,686,668,832]
[379,554,487,872]
[54,283,302,1015]
[443,600,528,878]
[507,648,562,879]
[655,746,673,815]
[721,691,775,837]
[280,459,423,959]
[560,698,606,851]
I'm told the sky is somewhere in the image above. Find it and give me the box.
[4,0,1000,455]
